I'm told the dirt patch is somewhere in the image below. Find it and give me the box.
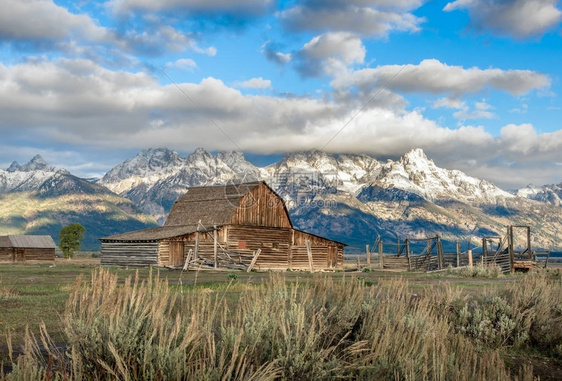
[504,353,562,381]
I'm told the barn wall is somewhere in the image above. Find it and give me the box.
[0,247,14,262]
[101,242,159,267]
[292,230,344,270]
[227,225,292,269]
[22,248,55,261]
[230,183,292,228]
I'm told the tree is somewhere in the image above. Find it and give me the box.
[59,223,85,259]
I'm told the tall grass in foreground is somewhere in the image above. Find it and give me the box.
[3,269,550,380]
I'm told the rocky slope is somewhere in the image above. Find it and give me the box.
[517,183,562,206]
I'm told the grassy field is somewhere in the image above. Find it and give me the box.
[1,256,561,380]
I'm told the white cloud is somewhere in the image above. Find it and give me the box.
[261,41,292,65]
[166,58,197,71]
[296,32,366,77]
[0,0,114,43]
[334,59,551,97]
[109,0,273,16]
[444,0,562,38]
[279,0,425,37]
[234,77,272,90]
[432,97,465,109]
[1,57,560,188]
[500,123,562,156]
[124,26,213,55]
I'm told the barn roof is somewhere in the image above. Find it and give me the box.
[164,181,292,227]
[101,181,294,242]
[0,235,56,249]
[101,224,203,242]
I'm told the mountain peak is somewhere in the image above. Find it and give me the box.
[19,155,57,172]
[7,161,20,172]
[402,148,429,163]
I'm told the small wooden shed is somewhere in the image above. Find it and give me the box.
[0,235,56,262]
[101,182,345,270]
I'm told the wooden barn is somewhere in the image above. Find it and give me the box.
[0,235,56,262]
[100,182,344,271]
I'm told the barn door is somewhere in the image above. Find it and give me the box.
[169,241,184,266]
[327,246,337,268]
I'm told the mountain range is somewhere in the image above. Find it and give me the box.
[1,149,561,252]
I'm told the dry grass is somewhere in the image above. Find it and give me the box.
[0,280,19,301]
[3,268,546,380]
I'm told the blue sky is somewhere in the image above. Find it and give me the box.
[0,0,561,189]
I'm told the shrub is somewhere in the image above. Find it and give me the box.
[446,263,504,278]
[449,272,562,357]
[3,270,535,380]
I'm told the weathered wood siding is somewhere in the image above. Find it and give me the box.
[0,248,14,262]
[101,242,159,267]
[229,183,292,228]
[21,248,55,261]
[292,230,344,270]
[227,225,292,269]
[0,248,54,262]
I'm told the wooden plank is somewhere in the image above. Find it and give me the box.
[247,249,262,272]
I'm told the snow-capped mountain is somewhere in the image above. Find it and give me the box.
[359,148,513,205]
[0,155,69,193]
[0,155,157,250]
[516,183,562,206]
[99,147,562,251]
[6,148,560,252]
[100,148,263,222]
[261,150,382,199]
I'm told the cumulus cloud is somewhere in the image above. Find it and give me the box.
[279,0,425,37]
[109,0,274,17]
[0,57,559,188]
[166,58,197,70]
[234,77,272,89]
[432,97,464,109]
[444,0,562,38]
[261,41,292,65]
[453,100,496,120]
[295,32,366,77]
[335,59,551,97]
[0,0,115,45]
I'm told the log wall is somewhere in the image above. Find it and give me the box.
[177,225,343,271]
[21,248,55,261]
[0,248,13,262]
[0,248,54,262]
[228,225,292,269]
[101,242,159,267]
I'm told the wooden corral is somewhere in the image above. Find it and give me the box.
[363,225,549,273]
[100,182,345,271]
[0,235,56,262]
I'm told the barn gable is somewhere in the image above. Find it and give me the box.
[164,182,292,228]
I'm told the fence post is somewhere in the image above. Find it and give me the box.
[406,239,411,271]
[213,225,218,269]
[379,240,384,269]
[468,249,473,267]
[366,244,371,268]
[456,241,460,267]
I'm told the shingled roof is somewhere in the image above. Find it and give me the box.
[102,182,292,242]
[165,181,278,226]
[101,225,201,242]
